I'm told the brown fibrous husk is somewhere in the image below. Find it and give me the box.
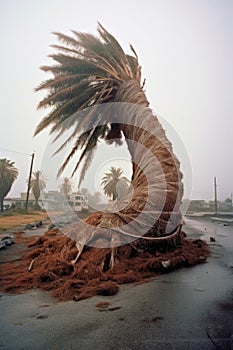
[0,218,209,302]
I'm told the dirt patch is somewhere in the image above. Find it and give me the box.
[0,212,48,230]
[0,224,209,301]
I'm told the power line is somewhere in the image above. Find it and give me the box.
[0,148,31,156]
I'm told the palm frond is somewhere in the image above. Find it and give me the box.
[35,73,89,92]
[97,23,133,78]
[57,138,82,178]
[51,32,81,49]
[35,23,143,182]
[70,125,105,178]
[77,148,95,188]
[52,129,89,157]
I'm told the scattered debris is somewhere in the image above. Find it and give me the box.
[161,260,171,269]
[39,304,50,308]
[0,241,6,249]
[28,258,36,272]
[96,301,111,309]
[107,306,121,312]
[210,237,216,242]
[36,314,48,320]
[48,223,55,230]
[24,221,43,230]
[151,316,164,322]
[194,288,205,292]
[0,235,14,249]
[96,302,121,312]
[142,316,164,323]
[0,228,209,302]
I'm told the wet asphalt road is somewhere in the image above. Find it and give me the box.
[0,218,232,350]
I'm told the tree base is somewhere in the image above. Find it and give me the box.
[0,228,209,301]
[33,203,41,211]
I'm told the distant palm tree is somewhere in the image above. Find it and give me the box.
[60,177,72,195]
[30,171,46,210]
[101,167,129,200]
[0,159,18,212]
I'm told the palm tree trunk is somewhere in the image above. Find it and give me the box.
[0,198,4,212]
[33,185,41,210]
[65,79,183,253]
[116,79,183,237]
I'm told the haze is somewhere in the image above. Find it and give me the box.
[0,0,232,201]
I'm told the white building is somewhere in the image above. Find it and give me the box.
[8,191,88,212]
[67,192,88,212]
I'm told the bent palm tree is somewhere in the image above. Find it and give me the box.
[101,167,130,200]
[0,159,18,212]
[30,171,46,210]
[35,24,183,266]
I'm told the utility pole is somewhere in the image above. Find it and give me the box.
[214,176,218,214]
[25,152,35,210]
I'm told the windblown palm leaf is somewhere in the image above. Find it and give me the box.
[35,23,141,183]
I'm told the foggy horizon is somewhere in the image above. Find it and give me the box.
[1,0,232,203]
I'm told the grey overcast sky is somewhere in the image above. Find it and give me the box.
[0,0,232,200]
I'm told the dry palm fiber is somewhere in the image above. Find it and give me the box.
[0,226,209,301]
